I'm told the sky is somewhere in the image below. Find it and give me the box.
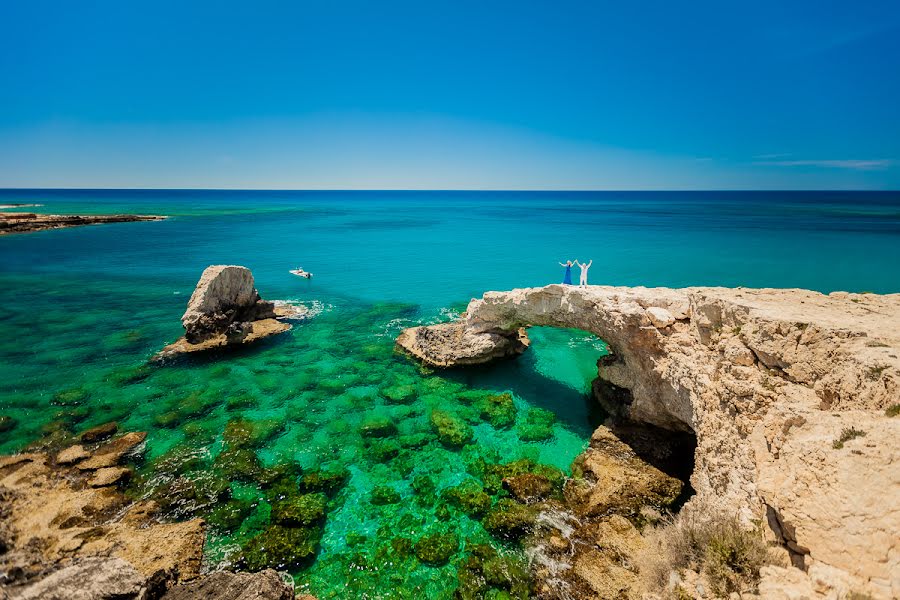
[1,0,899,190]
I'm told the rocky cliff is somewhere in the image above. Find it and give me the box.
[397,284,900,599]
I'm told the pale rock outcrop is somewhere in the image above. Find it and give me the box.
[397,284,900,598]
[155,265,299,361]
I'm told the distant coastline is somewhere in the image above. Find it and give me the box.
[0,210,166,235]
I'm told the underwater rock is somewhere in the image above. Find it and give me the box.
[271,492,327,525]
[80,421,119,443]
[413,530,459,565]
[503,473,553,503]
[298,466,350,496]
[0,414,17,433]
[380,383,417,404]
[359,416,398,438]
[456,543,533,599]
[430,409,473,447]
[517,407,556,442]
[238,524,322,571]
[154,265,297,361]
[479,392,517,429]
[442,480,492,517]
[370,485,402,505]
[482,499,538,540]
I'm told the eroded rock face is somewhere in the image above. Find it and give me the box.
[397,284,900,598]
[396,322,529,367]
[160,569,294,600]
[155,265,296,361]
[181,265,276,343]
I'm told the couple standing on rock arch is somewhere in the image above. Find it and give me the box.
[560,259,592,286]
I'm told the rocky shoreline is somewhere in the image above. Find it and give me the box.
[0,211,166,235]
[0,427,295,599]
[398,284,900,599]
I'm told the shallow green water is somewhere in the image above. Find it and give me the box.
[0,271,605,598]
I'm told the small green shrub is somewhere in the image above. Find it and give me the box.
[832,427,866,449]
[885,404,900,418]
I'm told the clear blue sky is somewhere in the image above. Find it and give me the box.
[1,0,899,189]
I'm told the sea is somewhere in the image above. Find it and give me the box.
[1,189,898,598]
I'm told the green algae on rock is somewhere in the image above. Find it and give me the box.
[479,392,517,429]
[413,530,460,565]
[442,480,493,518]
[271,493,327,526]
[430,409,473,447]
[239,524,323,571]
[482,499,539,540]
[517,407,557,442]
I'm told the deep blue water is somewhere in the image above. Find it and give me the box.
[3,190,899,309]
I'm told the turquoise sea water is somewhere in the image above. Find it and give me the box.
[1,190,899,597]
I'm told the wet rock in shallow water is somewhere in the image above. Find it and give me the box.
[298,466,350,496]
[271,493,327,525]
[77,431,147,471]
[89,466,132,487]
[370,485,402,506]
[482,499,538,540]
[206,498,255,532]
[213,447,263,482]
[0,414,17,433]
[456,543,534,600]
[160,568,295,600]
[156,472,232,519]
[51,387,90,407]
[239,524,322,571]
[517,407,556,442]
[366,439,401,463]
[80,421,118,443]
[430,409,473,447]
[380,384,416,404]
[56,444,90,465]
[441,480,492,518]
[359,416,398,438]
[503,473,554,503]
[480,458,566,496]
[223,418,284,449]
[413,530,459,566]
[479,392,517,429]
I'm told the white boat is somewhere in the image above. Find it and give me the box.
[290,268,313,279]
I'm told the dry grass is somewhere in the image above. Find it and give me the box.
[635,508,774,598]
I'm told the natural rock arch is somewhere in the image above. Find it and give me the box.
[398,284,900,598]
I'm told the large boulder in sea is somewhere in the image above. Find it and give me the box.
[181,265,276,343]
[155,265,304,361]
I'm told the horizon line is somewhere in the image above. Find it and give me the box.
[1,187,898,193]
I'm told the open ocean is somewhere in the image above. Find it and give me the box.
[1,189,899,598]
